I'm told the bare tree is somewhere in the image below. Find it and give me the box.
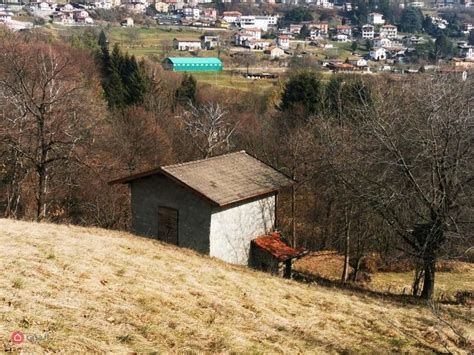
[108,106,173,173]
[180,101,238,158]
[0,33,103,221]
[161,40,173,57]
[125,28,141,48]
[321,74,473,299]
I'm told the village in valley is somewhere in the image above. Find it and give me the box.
[0,0,473,79]
[0,0,473,352]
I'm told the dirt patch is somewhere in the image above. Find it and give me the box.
[293,251,352,281]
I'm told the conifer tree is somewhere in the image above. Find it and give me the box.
[175,74,197,107]
[99,41,149,109]
[98,30,110,76]
[104,44,127,109]
[279,71,322,116]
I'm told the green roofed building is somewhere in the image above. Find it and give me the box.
[163,57,223,72]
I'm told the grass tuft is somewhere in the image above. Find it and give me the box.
[12,278,24,289]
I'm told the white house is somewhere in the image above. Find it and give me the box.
[362,24,375,39]
[373,37,392,48]
[52,10,74,24]
[121,17,134,27]
[458,43,474,60]
[408,1,424,7]
[244,39,271,50]
[314,0,333,8]
[182,6,200,20]
[407,36,424,45]
[234,27,261,46]
[264,46,285,58]
[348,57,368,67]
[102,0,113,8]
[314,22,329,34]
[277,35,290,49]
[62,3,74,11]
[370,47,387,60]
[109,151,295,266]
[462,23,473,34]
[173,37,202,51]
[201,35,219,50]
[380,25,398,39]
[336,25,352,36]
[38,2,53,10]
[154,2,169,12]
[73,9,92,23]
[121,0,147,13]
[201,8,216,21]
[368,12,385,25]
[0,6,13,23]
[334,34,349,42]
[289,24,302,35]
[239,15,278,31]
[309,28,322,40]
[222,11,241,25]
[429,16,448,29]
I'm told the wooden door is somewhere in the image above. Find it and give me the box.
[157,206,178,245]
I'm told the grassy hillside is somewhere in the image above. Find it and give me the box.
[294,252,474,302]
[0,219,472,353]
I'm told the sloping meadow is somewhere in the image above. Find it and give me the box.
[0,219,472,353]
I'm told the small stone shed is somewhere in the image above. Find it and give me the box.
[109,151,294,265]
[249,232,306,278]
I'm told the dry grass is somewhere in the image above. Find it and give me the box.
[294,253,474,302]
[294,251,353,281]
[0,219,472,353]
[369,271,474,302]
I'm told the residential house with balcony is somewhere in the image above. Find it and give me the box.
[380,25,397,39]
[362,24,375,39]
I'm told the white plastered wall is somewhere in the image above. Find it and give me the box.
[209,195,275,265]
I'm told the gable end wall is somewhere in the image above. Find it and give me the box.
[130,175,212,254]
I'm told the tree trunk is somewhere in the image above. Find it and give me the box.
[36,165,46,222]
[321,198,333,249]
[412,264,424,297]
[420,257,436,299]
[341,210,351,283]
[351,256,361,282]
[291,184,296,247]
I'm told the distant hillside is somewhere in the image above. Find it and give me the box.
[0,219,471,353]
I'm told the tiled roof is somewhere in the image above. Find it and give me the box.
[241,27,261,32]
[252,232,305,261]
[335,63,355,69]
[223,11,241,16]
[173,37,202,42]
[109,151,294,207]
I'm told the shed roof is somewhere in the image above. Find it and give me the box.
[166,57,222,65]
[173,37,202,42]
[223,11,241,16]
[109,151,294,207]
[252,232,305,261]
